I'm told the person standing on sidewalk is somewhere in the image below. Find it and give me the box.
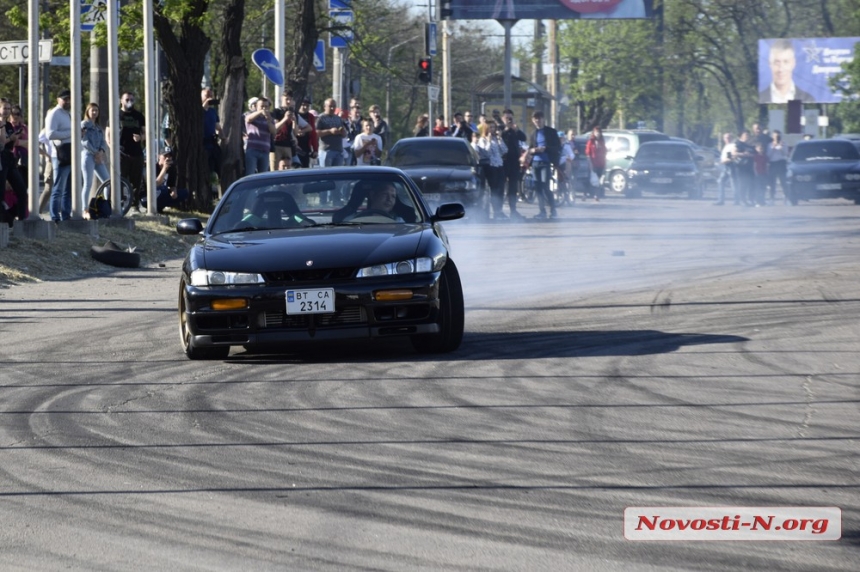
[714,132,737,206]
[585,125,607,201]
[500,109,526,219]
[107,92,145,209]
[45,89,73,222]
[525,111,561,220]
[315,99,347,167]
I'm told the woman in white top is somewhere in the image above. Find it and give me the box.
[352,119,383,166]
[473,122,508,219]
[767,130,789,204]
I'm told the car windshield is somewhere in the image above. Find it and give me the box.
[209,172,424,234]
[386,140,474,167]
[791,141,860,162]
[636,145,693,162]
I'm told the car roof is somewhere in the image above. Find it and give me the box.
[638,141,692,148]
[391,137,471,147]
[603,129,667,135]
[236,166,408,182]
[793,138,858,147]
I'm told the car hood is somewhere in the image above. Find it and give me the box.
[396,166,475,181]
[199,225,427,272]
[789,160,860,172]
[631,160,696,171]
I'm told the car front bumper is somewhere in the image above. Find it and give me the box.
[788,180,860,200]
[182,273,442,348]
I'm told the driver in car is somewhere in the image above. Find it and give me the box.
[342,183,406,222]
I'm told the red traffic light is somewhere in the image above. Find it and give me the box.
[418,58,432,84]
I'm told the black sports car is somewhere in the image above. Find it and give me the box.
[176,167,466,359]
[786,139,860,205]
[625,141,704,199]
[384,137,486,211]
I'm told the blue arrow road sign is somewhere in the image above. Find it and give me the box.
[329,0,351,9]
[314,40,326,72]
[252,48,284,87]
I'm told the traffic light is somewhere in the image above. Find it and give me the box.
[418,58,432,84]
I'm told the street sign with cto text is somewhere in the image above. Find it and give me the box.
[0,40,53,65]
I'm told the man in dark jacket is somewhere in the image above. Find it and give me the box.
[500,109,527,219]
[526,111,561,219]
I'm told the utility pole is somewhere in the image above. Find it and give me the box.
[548,20,557,127]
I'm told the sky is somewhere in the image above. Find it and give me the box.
[397,0,535,49]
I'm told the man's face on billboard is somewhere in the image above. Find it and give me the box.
[769,47,796,90]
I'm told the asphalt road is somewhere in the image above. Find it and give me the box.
[1,197,858,570]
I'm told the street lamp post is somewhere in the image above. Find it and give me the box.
[386,36,420,123]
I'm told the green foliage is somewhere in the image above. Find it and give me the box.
[558,18,661,130]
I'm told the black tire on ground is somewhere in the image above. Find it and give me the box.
[90,241,141,268]
[179,282,230,360]
[411,259,465,354]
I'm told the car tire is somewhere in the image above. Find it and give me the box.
[179,283,230,360]
[411,259,464,354]
[609,170,627,194]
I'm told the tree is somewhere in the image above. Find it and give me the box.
[556,18,661,131]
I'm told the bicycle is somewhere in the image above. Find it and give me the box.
[94,176,135,217]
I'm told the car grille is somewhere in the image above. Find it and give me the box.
[263,306,366,328]
[413,180,443,193]
[263,267,356,284]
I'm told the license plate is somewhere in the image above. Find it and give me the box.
[816,183,841,190]
[651,177,673,184]
[423,193,441,202]
[285,288,335,314]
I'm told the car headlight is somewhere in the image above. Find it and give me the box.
[442,180,476,191]
[356,255,444,278]
[674,171,696,177]
[844,173,860,181]
[190,269,265,286]
[795,174,813,182]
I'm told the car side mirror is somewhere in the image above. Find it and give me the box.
[432,203,466,222]
[625,155,634,161]
[176,218,204,235]
[695,155,705,162]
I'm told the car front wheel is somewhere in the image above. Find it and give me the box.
[609,170,628,194]
[411,260,464,354]
[179,282,230,360]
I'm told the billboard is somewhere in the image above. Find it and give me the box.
[443,0,654,21]
[758,37,859,105]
